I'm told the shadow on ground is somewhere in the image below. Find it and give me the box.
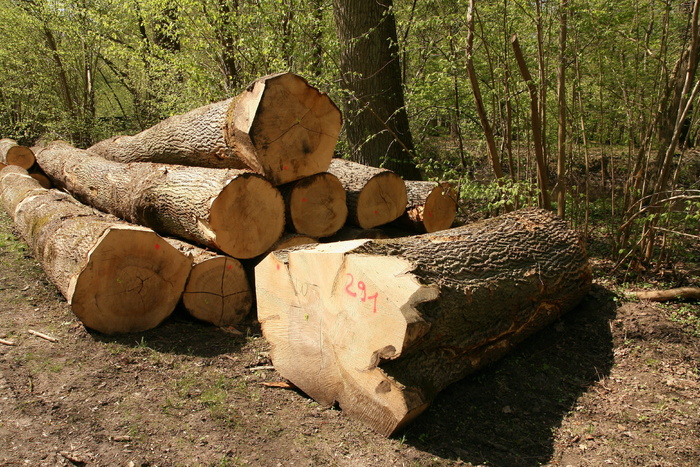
[88,307,261,358]
[403,285,617,466]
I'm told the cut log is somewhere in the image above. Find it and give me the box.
[0,165,47,216]
[396,181,457,233]
[636,287,700,302]
[0,138,35,170]
[36,141,285,259]
[327,159,407,229]
[271,233,319,251]
[166,239,252,326]
[88,72,342,186]
[29,172,52,189]
[322,226,391,242]
[278,172,347,238]
[256,208,591,436]
[0,167,192,334]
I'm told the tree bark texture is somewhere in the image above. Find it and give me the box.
[37,142,285,259]
[165,238,252,326]
[332,0,421,180]
[88,72,342,186]
[0,138,35,170]
[396,181,457,233]
[256,208,591,436]
[327,159,407,229]
[278,172,347,238]
[0,167,192,334]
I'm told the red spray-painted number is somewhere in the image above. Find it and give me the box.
[345,273,379,313]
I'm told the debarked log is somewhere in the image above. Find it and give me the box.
[0,167,192,334]
[88,73,342,186]
[36,142,285,259]
[256,208,592,436]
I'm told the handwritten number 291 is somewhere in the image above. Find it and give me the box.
[345,273,378,313]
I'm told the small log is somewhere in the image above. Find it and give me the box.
[166,239,252,327]
[0,138,35,170]
[636,287,700,302]
[327,159,407,229]
[278,172,347,238]
[396,181,457,233]
[88,73,342,186]
[0,338,16,346]
[1,169,192,334]
[36,141,285,259]
[256,208,591,436]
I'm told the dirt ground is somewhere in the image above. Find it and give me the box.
[0,209,698,467]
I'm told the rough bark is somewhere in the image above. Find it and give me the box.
[396,181,457,233]
[0,167,192,334]
[166,238,252,326]
[88,72,342,186]
[37,141,285,259]
[327,159,407,229]
[256,208,591,436]
[0,138,35,170]
[278,172,347,238]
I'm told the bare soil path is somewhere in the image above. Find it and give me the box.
[0,210,698,466]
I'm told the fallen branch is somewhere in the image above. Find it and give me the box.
[28,329,57,342]
[0,338,17,346]
[636,287,700,302]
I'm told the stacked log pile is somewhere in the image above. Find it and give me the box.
[0,72,592,436]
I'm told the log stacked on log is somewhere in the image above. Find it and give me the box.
[278,172,347,238]
[397,181,457,233]
[166,239,253,326]
[88,73,342,186]
[0,166,192,334]
[0,138,35,170]
[36,141,285,259]
[327,158,407,229]
[256,208,592,435]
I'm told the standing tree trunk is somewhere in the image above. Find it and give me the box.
[88,73,342,186]
[37,142,285,259]
[256,208,591,436]
[556,0,568,217]
[333,0,421,180]
[0,167,192,334]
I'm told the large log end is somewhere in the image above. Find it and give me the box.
[68,226,193,334]
[224,73,342,185]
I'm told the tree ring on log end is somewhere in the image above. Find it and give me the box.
[70,227,192,334]
[356,172,408,228]
[209,173,285,259]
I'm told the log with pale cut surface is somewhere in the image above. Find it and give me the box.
[397,181,457,233]
[36,141,285,259]
[88,73,342,186]
[327,158,407,229]
[166,239,252,327]
[278,172,347,238]
[0,167,192,334]
[256,208,591,436]
[0,138,35,170]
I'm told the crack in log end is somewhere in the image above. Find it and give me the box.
[368,345,397,370]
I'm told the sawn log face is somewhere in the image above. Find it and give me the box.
[256,208,592,436]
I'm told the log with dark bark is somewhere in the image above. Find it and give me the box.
[88,73,342,186]
[0,167,192,334]
[396,181,457,233]
[256,208,591,436]
[327,158,407,229]
[36,142,285,259]
[166,239,252,326]
[278,172,347,238]
[0,138,35,170]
